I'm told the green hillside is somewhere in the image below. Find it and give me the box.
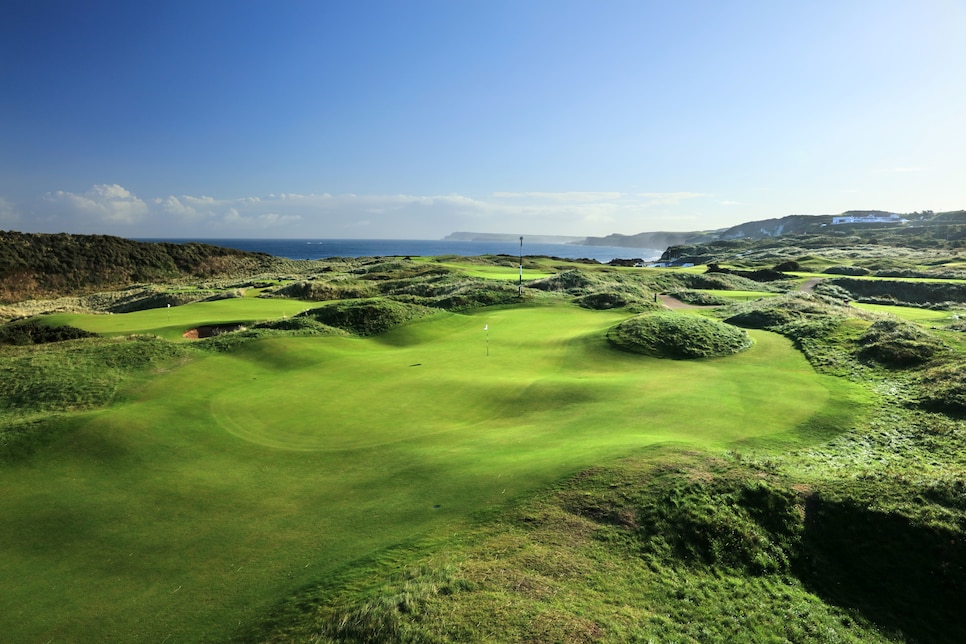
[0,230,281,302]
[1,236,965,641]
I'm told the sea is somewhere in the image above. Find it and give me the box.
[139,238,662,263]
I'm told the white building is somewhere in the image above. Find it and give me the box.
[831,213,906,225]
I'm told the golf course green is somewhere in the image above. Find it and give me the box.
[0,304,862,641]
[41,296,315,340]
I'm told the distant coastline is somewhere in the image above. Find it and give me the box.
[137,238,662,263]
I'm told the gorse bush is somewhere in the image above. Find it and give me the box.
[608,312,752,359]
[0,320,97,345]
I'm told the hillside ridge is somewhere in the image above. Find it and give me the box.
[576,209,965,248]
[0,230,280,303]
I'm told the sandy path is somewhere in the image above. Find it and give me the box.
[799,277,824,293]
[658,294,710,309]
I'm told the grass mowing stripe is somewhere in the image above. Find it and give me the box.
[0,305,866,641]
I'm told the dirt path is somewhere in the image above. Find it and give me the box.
[799,277,824,293]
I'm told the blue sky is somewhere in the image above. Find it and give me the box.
[2,1,965,239]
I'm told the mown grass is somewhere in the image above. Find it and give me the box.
[0,303,859,642]
[852,302,958,322]
[38,297,316,340]
[696,288,781,301]
[263,449,897,643]
[6,250,965,642]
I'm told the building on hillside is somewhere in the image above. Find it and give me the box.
[831,213,907,225]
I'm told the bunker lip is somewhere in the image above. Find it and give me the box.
[183,323,246,339]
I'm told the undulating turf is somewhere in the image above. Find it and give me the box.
[851,302,956,322]
[0,304,865,641]
[39,297,316,340]
[696,288,781,301]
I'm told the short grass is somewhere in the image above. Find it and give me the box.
[38,297,316,341]
[695,288,780,301]
[0,304,863,642]
[851,302,958,322]
[276,449,897,643]
[431,260,556,281]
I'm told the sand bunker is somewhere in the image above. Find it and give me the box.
[182,324,246,339]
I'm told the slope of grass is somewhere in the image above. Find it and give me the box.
[262,449,896,643]
[852,302,958,322]
[608,312,753,359]
[38,297,316,340]
[0,304,859,641]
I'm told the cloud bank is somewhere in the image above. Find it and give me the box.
[24,185,711,239]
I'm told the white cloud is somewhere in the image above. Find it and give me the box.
[46,184,148,224]
[31,184,715,237]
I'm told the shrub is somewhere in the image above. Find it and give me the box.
[831,278,966,305]
[268,280,375,301]
[773,260,801,272]
[670,290,732,306]
[822,265,871,276]
[574,291,630,310]
[527,270,596,292]
[0,320,98,345]
[916,362,966,415]
[659,272,771,292]
[607,312,752,359]
[299,299,435,336]
[379,275,521,310]
[858,319,946,367]
[725,308,802,330]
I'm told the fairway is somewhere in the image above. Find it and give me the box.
[41,296,315,340]
[851,301,957,322]
[0,305,864,641]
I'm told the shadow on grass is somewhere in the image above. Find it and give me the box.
[799,496,966,643]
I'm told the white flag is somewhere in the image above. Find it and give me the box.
[484,324,488,330]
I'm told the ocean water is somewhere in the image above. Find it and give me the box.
[140,238,662,263]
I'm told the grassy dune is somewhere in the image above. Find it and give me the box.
[0,304,861,641]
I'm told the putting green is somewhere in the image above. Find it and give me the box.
[0,305,867,641]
